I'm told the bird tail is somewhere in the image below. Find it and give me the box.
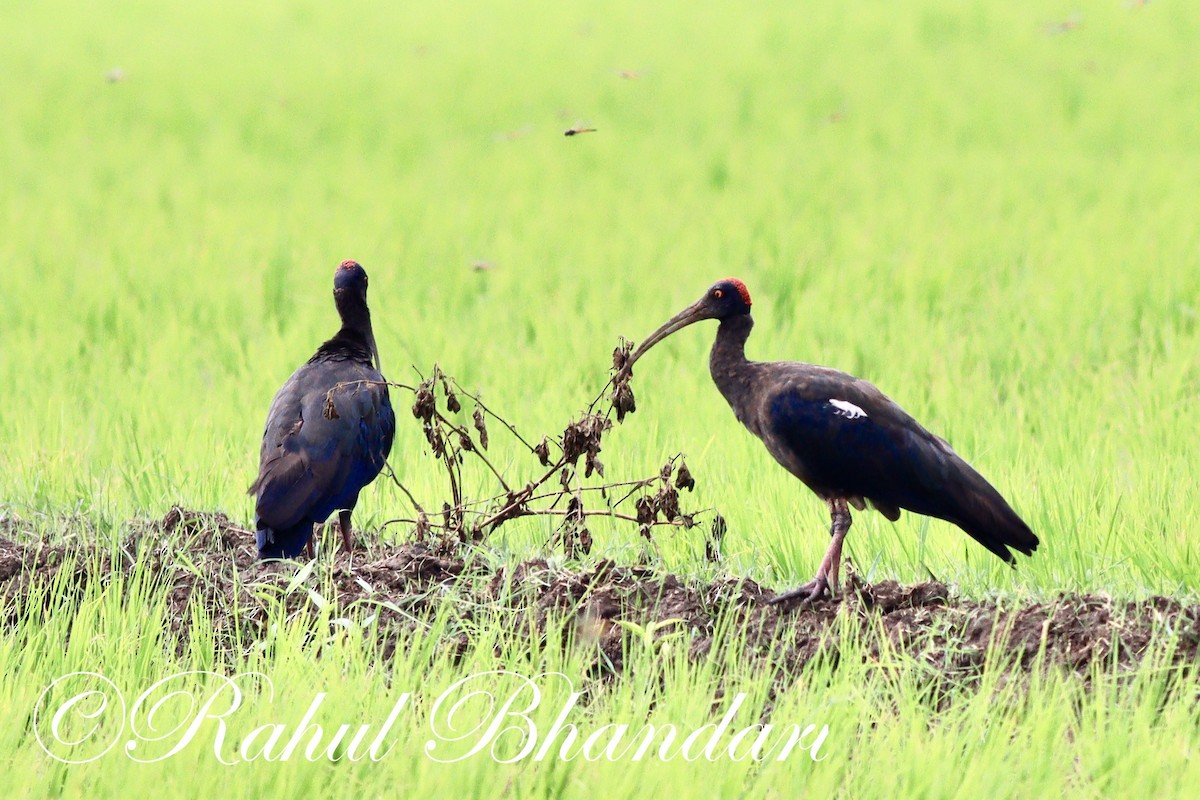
[945,459,1040,564]
[255,517,314,560]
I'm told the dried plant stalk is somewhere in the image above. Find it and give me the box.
[377,355,718,557]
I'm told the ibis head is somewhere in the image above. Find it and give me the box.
[333,260,382,372]
[626,278,752,370]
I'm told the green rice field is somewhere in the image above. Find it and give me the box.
[2,1,1198,797]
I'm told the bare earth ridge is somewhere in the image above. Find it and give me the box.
[3,507,1197,691]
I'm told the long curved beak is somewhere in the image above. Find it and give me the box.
[624,299,711,373]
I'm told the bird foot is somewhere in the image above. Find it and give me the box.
[767,574,834,606]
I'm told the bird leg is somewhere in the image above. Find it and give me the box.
[769,498,853,605]
[304,525,317,560]
[825,499,851,594]
[339,509,354,552]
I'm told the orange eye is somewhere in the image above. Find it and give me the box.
[713,289,724,299]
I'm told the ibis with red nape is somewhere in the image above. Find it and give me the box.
[623,278,1039,604]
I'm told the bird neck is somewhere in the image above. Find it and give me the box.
[316,295,379,368]
[709,314,756,414]
[335,291,373,335]
[337,310,374,346]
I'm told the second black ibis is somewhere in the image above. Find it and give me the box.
[624,278,1039,603]
[249,260,396,560]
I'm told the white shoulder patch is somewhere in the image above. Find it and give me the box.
[830,399,868,420]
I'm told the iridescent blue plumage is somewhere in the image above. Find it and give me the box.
[249,260,395,559]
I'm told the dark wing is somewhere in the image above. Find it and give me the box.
[250,361,393,530]
[333,371,395,506]
[760,367,1038,562]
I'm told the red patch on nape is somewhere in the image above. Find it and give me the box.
[724,277,752,307]
[339,259,360,271]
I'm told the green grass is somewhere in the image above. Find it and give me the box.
[2,0,1199,796]
[3,548,1198,798]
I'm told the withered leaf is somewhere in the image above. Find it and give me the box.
[424,422,445,457]
[705,538,721,563]
[611,382,636,422]
[473,407,489,449]
[674,460,695,492]
[562,415,608,465]
[584,451,604,478]
[635,496,656,525]
[706,514,727,563]
[711,514,727,541]
[566,493,584,521]
[322,392,340,420]
[534,436,551,466]
[611,337,633,372]
[439,374,459,413]
[564,525,593,559]
[412,381,436,421]
[657,486,680,521]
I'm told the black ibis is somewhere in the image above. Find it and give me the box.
[624,278,1039,603]
[248,260,396,560]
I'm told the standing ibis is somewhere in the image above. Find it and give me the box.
[624,278,1039,603]
[249,260,396,560]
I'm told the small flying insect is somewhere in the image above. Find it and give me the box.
[564,123,597,137]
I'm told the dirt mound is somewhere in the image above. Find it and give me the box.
[2,508,1198,686]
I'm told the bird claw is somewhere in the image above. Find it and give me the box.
[767,575,834,606]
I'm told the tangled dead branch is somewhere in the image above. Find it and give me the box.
[375,345,723,557]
